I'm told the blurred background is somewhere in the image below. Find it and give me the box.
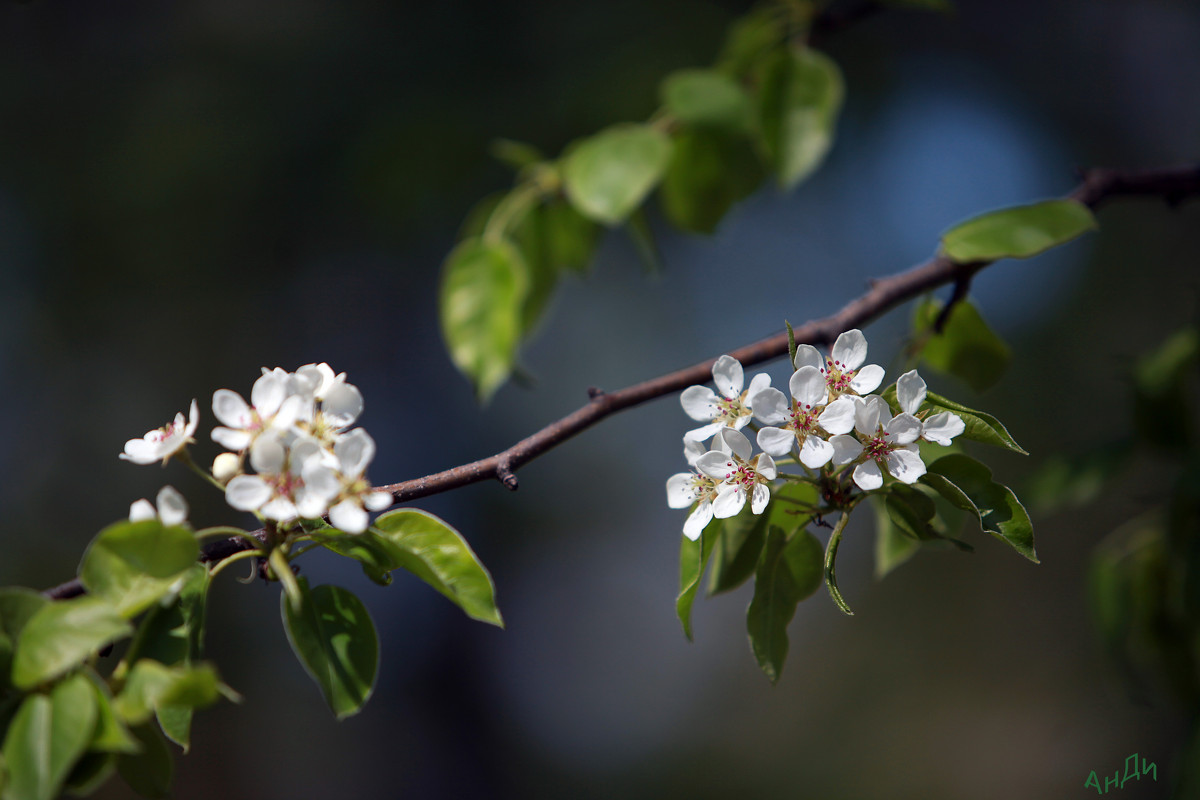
[1,0,1198,797]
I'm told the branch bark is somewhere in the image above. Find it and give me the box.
[42,163,1200,601]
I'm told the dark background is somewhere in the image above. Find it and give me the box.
[1,0,1198,797]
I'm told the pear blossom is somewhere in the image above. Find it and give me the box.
[680,355,771,442]
[830,395,926,490]
[291,363,364,430]
[794,328,885,399]
[895,369,966,446]
[298,429,391,533]
[667,470,719,540]
[129,485,189,526]
[120,400,199,465]
[695,428,777,518]
[753,365,858,467]
[224,432,306,521]
[211,370,306,452]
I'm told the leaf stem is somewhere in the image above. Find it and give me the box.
[824,512,854,615]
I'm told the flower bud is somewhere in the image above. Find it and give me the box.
[212,452,241,484]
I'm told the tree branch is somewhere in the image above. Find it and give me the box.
[42,163,1200,602]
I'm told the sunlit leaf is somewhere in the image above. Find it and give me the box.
[913,298,1011,392]
[12,597,131,689]
[439,236,529,403]
[1,674,97,800]
[746,526,823,683]
[113,660,225,726]
[924,391,1027,454]
[77,519,200,618]
[660,127,765,234]
[922,454,1037,562]
[941,199,1097,262]
[0,588,49,689]
[281,578,378,720]
[371,509,503,627]
[313,530,397,587]
[757,46,843,190]
[661,69,752,131]
[562,123,672,225]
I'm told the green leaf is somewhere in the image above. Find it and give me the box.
[116,723,173,799]
[884,484,939,540]
[912,298,1012,392]
[510,199,599,334]
[113,661,225,726]
[314,531,397,586]
[716,7,785,79]
[756,46,844,190]
[746,526,824,683]
[1,674,98,800]
[439,236,529,403]
[77,519,200,619]
[1133,326,1199,450]
[922,454,1037,562]
[659,127,765,234]
[562,123,672,225]
[0,589,49,689]
[83,672,140,755]
[371,508,504,627]
[923,391,1027,454]
[123,564,210,670]
[1024,440,1133,513]
[488,138,545,172]
[11,597,131,690]
[675,526,717,642]
[707,503,768,597]
[625,207,664,274]
[661,69,752,131]
[281,578,379,720]
[63,751,117,796]
[873,498,920,578]
[941,199,1097,262]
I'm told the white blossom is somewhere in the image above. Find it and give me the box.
[680,355,771,442]
[211,370,306,452]
[299,429,391,533]
[752,365,857,467]
[830,396,926,490]
[794,328,885,399]
[695,428,777,519]
[895,369,966,446]
[120,400,199,465]
[129,485,189,526]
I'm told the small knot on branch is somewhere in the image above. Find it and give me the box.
[496,461,519,491]
[587,386,606,399]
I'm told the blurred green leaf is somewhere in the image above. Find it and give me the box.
[716,7,786,78]
[489,138,545,171]
[924,391,1027,454]
[116,723,173,799]
[562,123,672,225]
[0,589,49,690]
[83,673,140,755]
[625,207,664,274]
[281,578,378,721]
[77,519,200,619]
[113,661,225,726]
[372,509,503,627]
[884,483,939,540]
[439,236,529,403]
[922,454,1037,562]
[661,69,753,131]
[941,199,1097,262]
[873,498,920,578]
[511,199,598,334]
[1025,440,1133,513]
[1133,326,1198,450]
[676,524,717,641]
[12,597,131,689]
[1,674,97,800]
[757,46,843,190]
[709,481,816,595]
[313,531,397,587]
[913,298,1011,392]
[660,127,765,234]
[746,526,823,683]
[63,750,117,796]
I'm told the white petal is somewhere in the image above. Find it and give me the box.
[831,329,868,370]
[852,460,884,491]
[683,439,707,466]
[830,434,863,465]
[249,434,287,474]
[330,499,369,533]
[683,421,724,442]
[261,496,299,522]
[156,486,188,526]
[798,436,834,469]
[129,499,156,522]
[712,428,752,461]
[682,502,713,540]
[365,491,392,511]
[667,473,700,508]
[294,488,330,520]
[251,371,287,418]
[922,412,966,445]
[301,463,341,501]
[696,452,736,480]
[756,426,796,457]
[885,413,923,446]
[896,369,927,415]
[226,475,272,511]
[323,382,363,428]
[750,483,770,514]
[184,399,200,437]
[793,344,823,371]
[212,427,253,452]
[711,355,744,398]
[856,395,886,435]
[755,453,777,480]
[744,373,772,405]
[335,429,376,477]
[680,385,718,422]
[789,365,827,408]
[885,446,926,484]
[712,485,745,519]
[212,389,252,428]
[818,396,857,435]
[849,364,885,395]
[121,439,164,465]
[750,387,790,425]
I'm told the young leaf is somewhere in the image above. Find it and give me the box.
[706,503,768,597]
[123,564,210,669]
[1,674,98,800]
[940,199,1097,262]
[371,508,504,627]
[116,723,173,800]
[113,660,226,727]
[83,672,140,755]
[439,236,529,403]
[77,519,200,618]
[716,7,785,79]
[756,46,844,190]
[912,297,1012,392]
[12,597,131,689]
[746,526,823,683]
[676,525,717,641]
[562,123,672,225]
[281,578,379,720]
[922,453,1037,562]
[661,68,753,131]
[924,391,1027,454]
[659,127,765,234]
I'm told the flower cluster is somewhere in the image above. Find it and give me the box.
[120,363,392,533]
[667,329,965,538]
